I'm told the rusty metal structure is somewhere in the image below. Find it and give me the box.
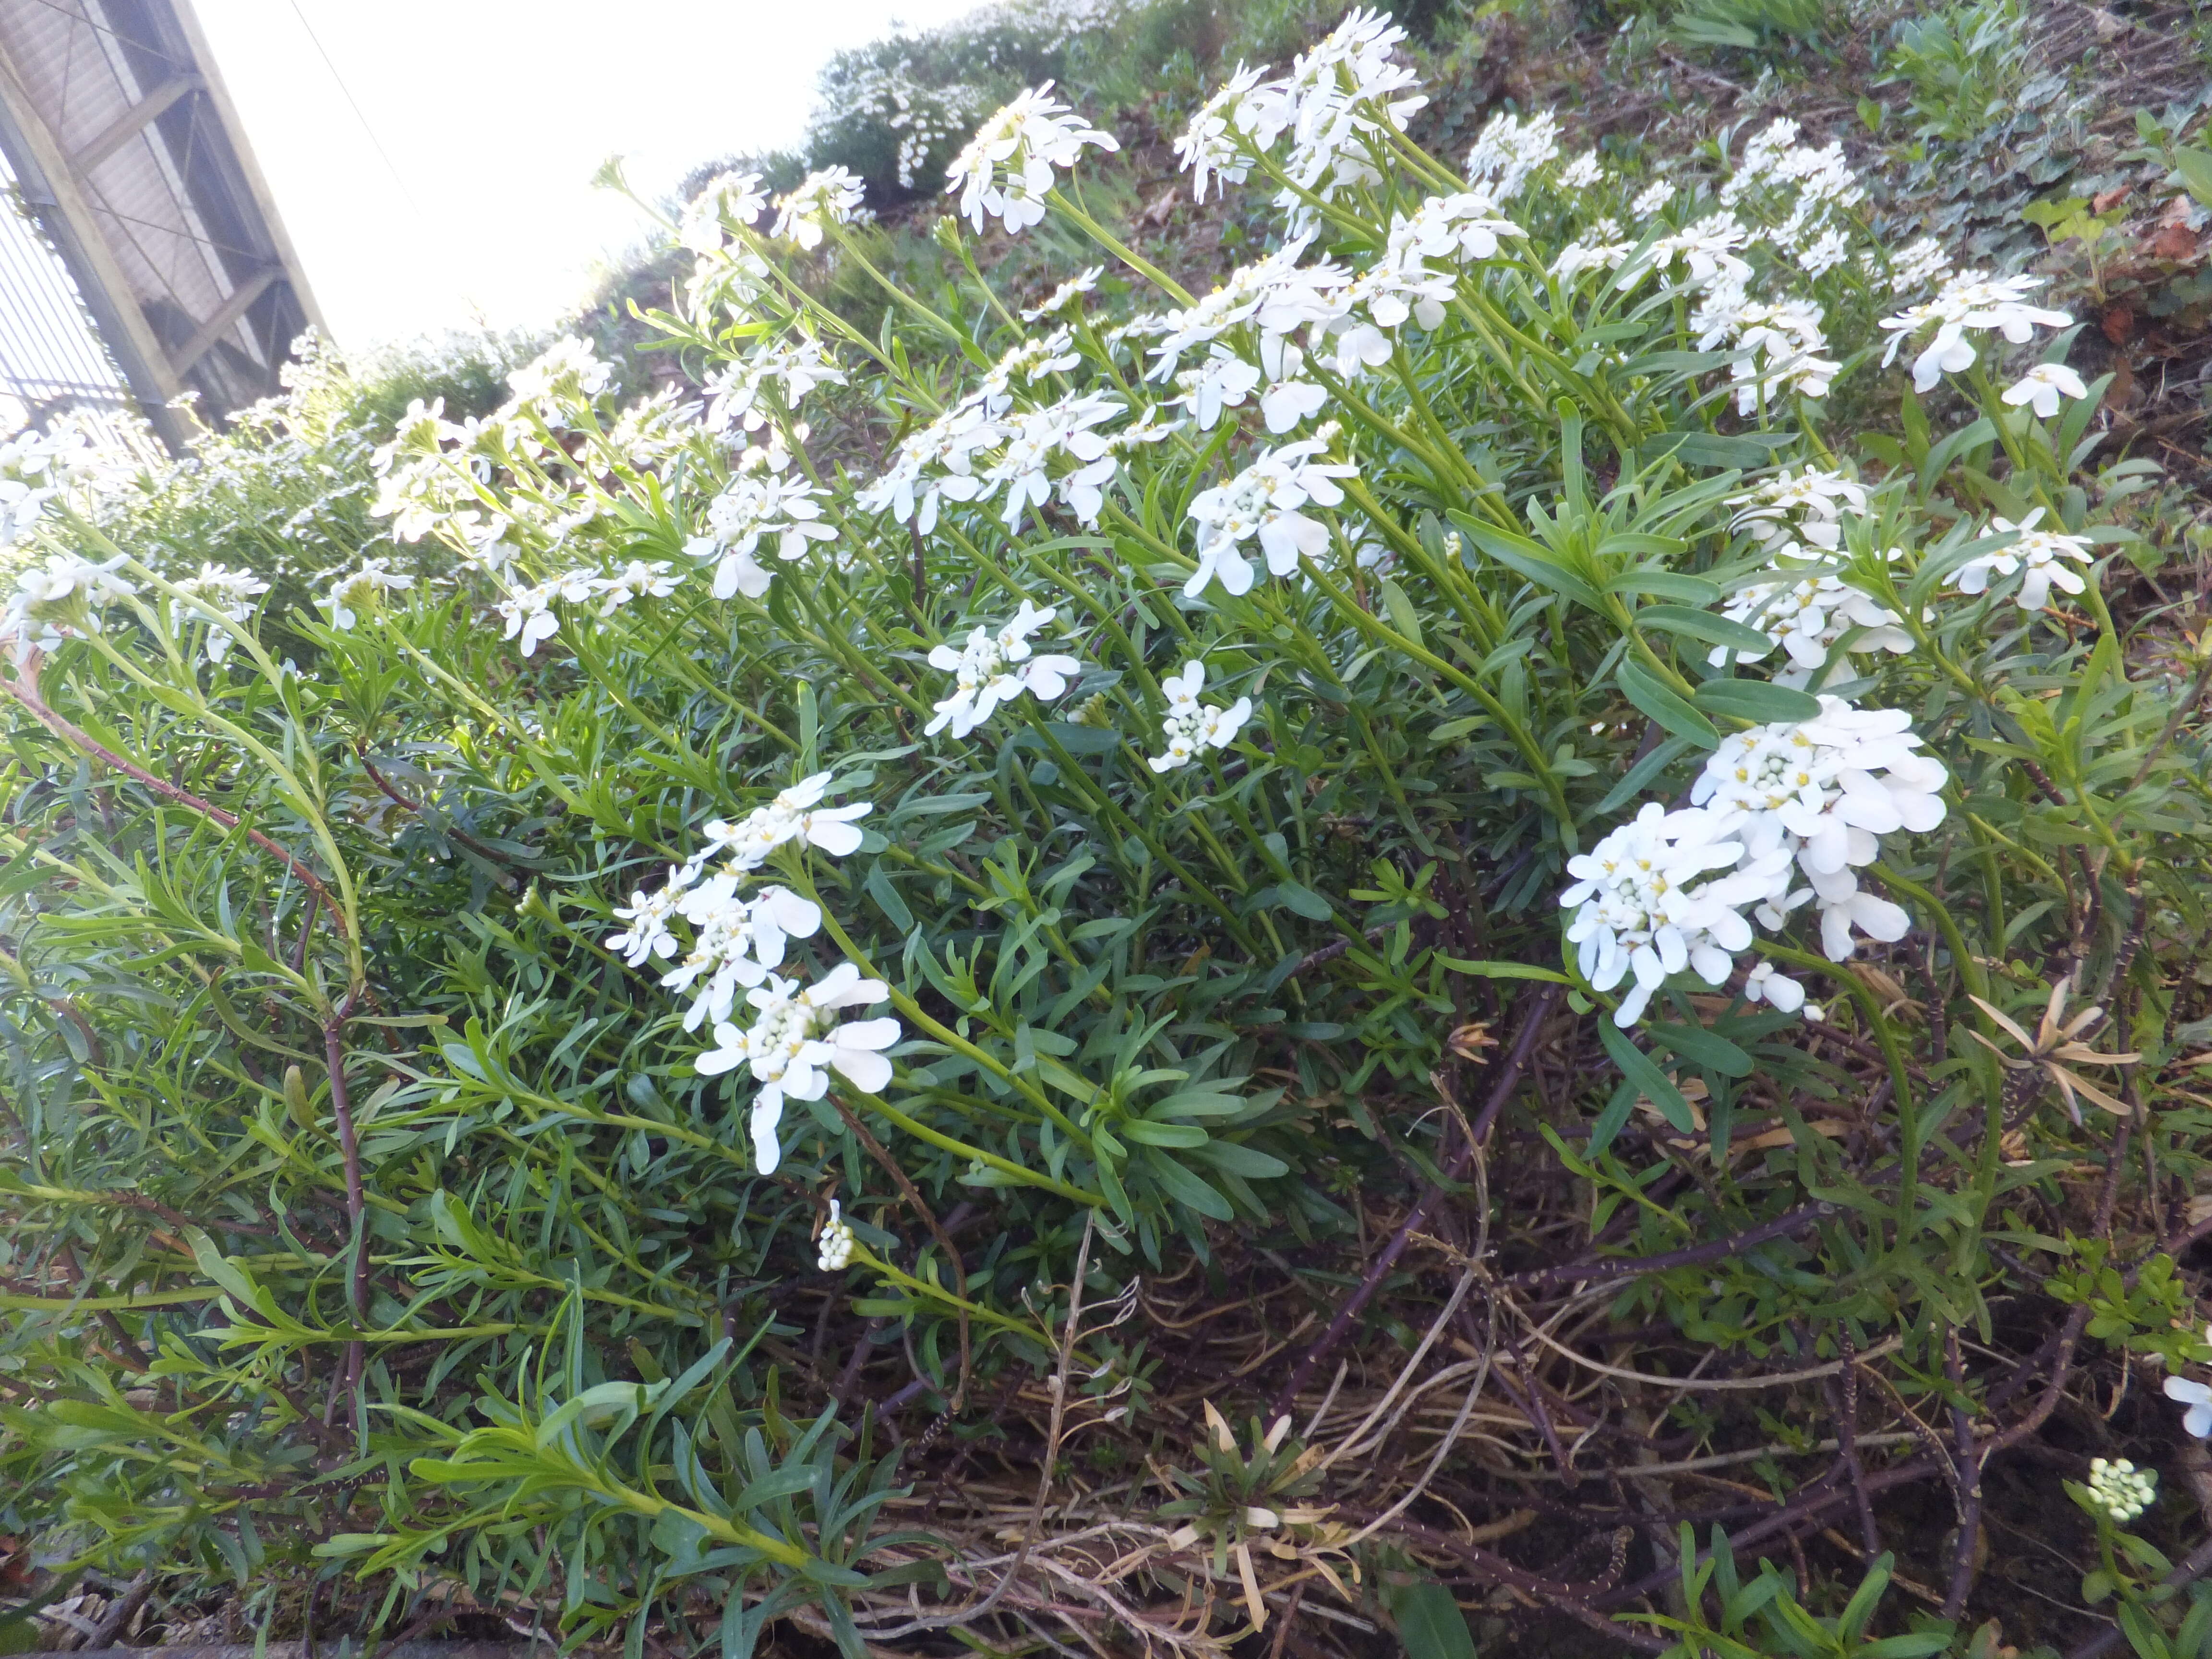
[0,0,322,450]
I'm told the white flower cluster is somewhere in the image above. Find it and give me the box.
[858,330,1173,536]
[1953,509,2095,612]
[0,550,135,654]
[1719,119,1865,272]
[1691,700,1948,966]
[2085,1458,2156,1525]
[926,599,1082,738]
[1879,271,2072,392]
[1566,698,1948,1025]
[1183,433,1356,597]
[698,966,900,1171]
[772,167,868,251]
[320,558,415,630]
[817,1198,857,1271]
[494,560,683,655]
[1465,109,1560,201]
[1172,9,1427,224]
[1561,803,1779,1028]
[1694,286,1839,414]
[685,449,839,599]
[947,82,1118,234]
[168,563,270,665]
[1883,235,1953,295]
[1148,660,1252,773]
[0,426,86,549]
[704,336,847,434]
[606,773,893,1174]
[1718,470,1912,688]
[677,169,769,254]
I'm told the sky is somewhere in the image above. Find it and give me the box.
[194,1,979,351]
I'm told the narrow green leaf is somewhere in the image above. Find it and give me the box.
[1692,678,1822,724]
[1618,661,1719,747]
[1598,1022,1695,1132]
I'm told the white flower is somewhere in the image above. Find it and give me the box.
[1552,221,1634,283]
[926,599,1082,737]
[1742,960,1809,1013]
[1559,803,1779,1027]
[1796,228,1851,277]
[817,1198,856,1271]
[686,466,839,599]
[696,964,901,1173]
[1387,190,1525,268]
[1174,62,1277,201]
[1953,509,2095,611]
[1558,150,1606,190]
[1710,564,1912,687]
[507,337,615,413]
[1728,467,1869,560]
[2086,1457,2157,1524]
[2166,1375,2212,1440]
[1880,272,2072,392]
[0,426,85,548]
[679,170,768,253]
[772,168,866,250]
[1267,9,1426,223]
[1021,266,1103,321]
[1465,109,1559,201]
[660,879,825,1032]
[690,772,872,874]
[1695,283,1838,411]
[1691,698,1948,962]
[1173,349,1263,429]
[2002,361,2090,419]
[593,560,682,615]
[856,401,1004,534]
[320,558,413,630]
[1631,179,1676,220]
[0,550,137,651]
[607,864,697,966]
[1649,210,1755,285]
[1183,436,1356,596]
[948,83,1118,234]
[1148,660,1252,772]
[704,336,847,433]
[168,563,270,664]
[1886,236,1952,294]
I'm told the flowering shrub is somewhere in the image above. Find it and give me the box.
[6,11,2212,1658]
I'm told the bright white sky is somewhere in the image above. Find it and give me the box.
[194,1,979,350]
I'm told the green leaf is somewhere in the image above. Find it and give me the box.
[1274,882,1335,921]
[1609,571,1722,605]
[1389,1579,1477,1659]
[1618,661,1719,747]
[1648,1021,1752,1078]
[2173,146,2212,210]
[1437,957,1571,983]
[1380,577,1425,648]
[1599,1022,1695,1133]
[1692,678,1821,724]
[1447,510,1606,613]
[1637,604,1776,655]
[1144,1152,1235,1220]
[1123,1120,1209,1148]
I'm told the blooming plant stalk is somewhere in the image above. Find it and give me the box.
[0,26,2204,1659]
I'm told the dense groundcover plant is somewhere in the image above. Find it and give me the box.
[5,13,2212,1658]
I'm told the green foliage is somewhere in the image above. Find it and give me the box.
[1643,1527,1956,1658]
[1878,0,2031,144]
[4,16,2212,1659]
[2047,1238,2209,1369]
